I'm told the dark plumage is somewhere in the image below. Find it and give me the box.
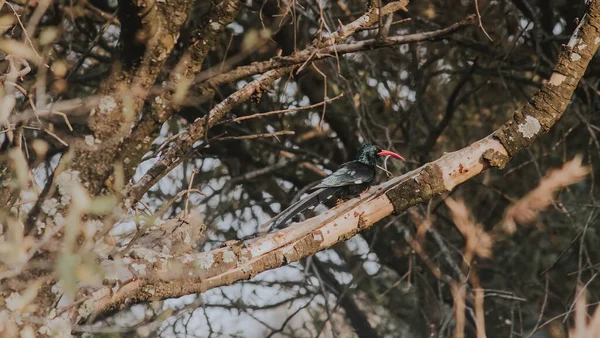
[266,144,405,231]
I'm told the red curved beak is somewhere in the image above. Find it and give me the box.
[378,150,406,162]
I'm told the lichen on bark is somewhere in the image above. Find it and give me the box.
[385,164,445,214]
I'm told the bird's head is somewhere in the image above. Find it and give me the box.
[357,144,406,166]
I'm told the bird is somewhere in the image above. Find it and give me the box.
[266,144,405,231]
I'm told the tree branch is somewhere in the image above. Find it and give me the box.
[60,0,196,194]
[24,0,197,234]
[190,15,475,100]
[116,0,244,182]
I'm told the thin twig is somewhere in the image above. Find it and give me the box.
[355,18,411,32]
[564,273,599,323]
[474,0,493,41]
[184,169,198,219]
[215,94,343,125]
[5,1,45,63]
[212,130,295,142]
[527,275,549,338]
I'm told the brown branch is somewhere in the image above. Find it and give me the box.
[474,0,493,42]
[82,0,600,320]
[190,15,475,100]
[185,2,409,104]
[317,0,408,46]
[23,0,198,236]
[211,130,295,141]
[214,93,344,125]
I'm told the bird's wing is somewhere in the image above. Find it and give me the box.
[312,161,374,189]
[265,186,341,231]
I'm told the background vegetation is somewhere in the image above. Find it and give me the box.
[0,0,599,337]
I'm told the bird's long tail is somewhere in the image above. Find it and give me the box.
[265,187,341,232]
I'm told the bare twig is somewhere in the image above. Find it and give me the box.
[474,0,493,41]
[211,130,295,142]
[214,94,344,125]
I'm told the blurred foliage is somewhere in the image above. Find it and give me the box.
[1,0,600,337]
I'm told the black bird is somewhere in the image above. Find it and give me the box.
[267,144,405,231]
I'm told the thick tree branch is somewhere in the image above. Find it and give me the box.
[116,0,244,182]
[62,0,195,194]
[82,0,600,321]
[24,0,197,234]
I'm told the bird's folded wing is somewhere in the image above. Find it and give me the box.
[312,161,374,189]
